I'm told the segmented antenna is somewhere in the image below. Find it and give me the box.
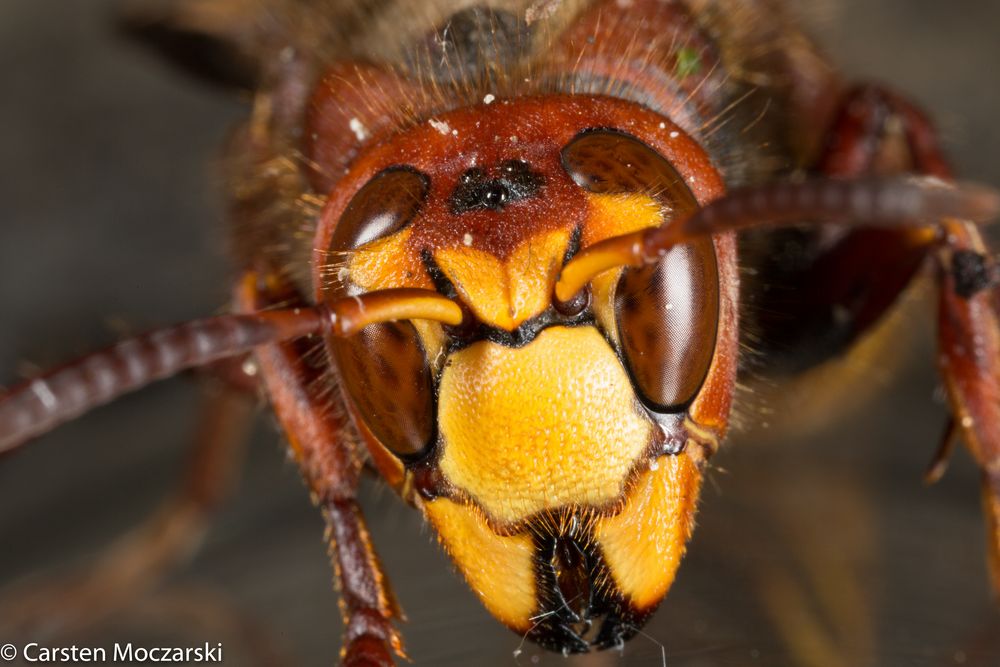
[0,288,462,453]
[555,176,1000,303]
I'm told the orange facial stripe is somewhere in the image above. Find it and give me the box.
[342,191,664,335]
[347,229,431,292]
[438,326,652,524]
[423,498,536,631]
[594,453,702,610]
[435,229,571,330]
[582,191,665,246]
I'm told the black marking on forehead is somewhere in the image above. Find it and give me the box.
[443,308,594,353]
[449,159,544,213]
[420,248,459,300]
[562,226,583,265]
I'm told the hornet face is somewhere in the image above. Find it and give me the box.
[315,96,738,652]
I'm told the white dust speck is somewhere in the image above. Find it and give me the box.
[30,379,56,411]
[429,118,452,135]
[669,130,680,139]
[483,93,496,105]
[452,128,459,136]
[463,233,474,246]
[348,118,369,141]
[659,122,666,129]
[510,135,519,143]
[241,358,258,377]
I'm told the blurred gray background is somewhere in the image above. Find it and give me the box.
[1,1,1000,665]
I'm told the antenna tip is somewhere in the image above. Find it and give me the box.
[922,178,1000,224]
[957,182,1000,223]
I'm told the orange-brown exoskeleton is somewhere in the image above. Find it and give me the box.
[3,0,1000,663]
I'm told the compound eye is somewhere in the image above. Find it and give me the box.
[560,129,695,204]
[561,129,719,411]
[333,321,435,459]
[615,240,718,410]
[329,166,434,460]
[330,166,429,251]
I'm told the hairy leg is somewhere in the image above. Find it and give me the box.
[754,82,1000,593]
[237,273,402,667]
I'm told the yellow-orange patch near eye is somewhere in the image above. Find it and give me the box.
[581,191,665,247]
[347,229,431,291]
[594,452,702,610]
[438,326,652,524]
[582,192,667,342]
[435,229,571,330]
[423,498,536,631]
